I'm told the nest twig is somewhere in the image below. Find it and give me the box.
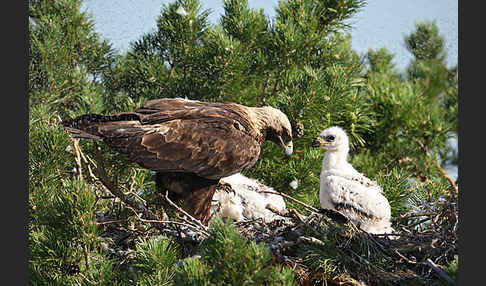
[69,137,210,239]
[162,190,209,234]
[258,190,319,213]
[68,136,458,285]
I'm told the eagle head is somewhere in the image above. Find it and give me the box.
[257,106,293,157]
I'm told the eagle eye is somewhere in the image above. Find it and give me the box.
[281,129,292,144]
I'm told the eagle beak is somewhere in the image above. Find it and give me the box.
[278,138,293,157]
[312,136,328,148]
[277,135,293,157]
[283,141,293,156]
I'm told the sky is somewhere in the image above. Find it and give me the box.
[81,0,458,71]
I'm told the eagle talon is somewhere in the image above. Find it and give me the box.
[217,180,235,195]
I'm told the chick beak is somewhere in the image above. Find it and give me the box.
[312,136,326,148]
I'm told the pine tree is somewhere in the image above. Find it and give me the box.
[29,0,458,285]
[29,0,115,117]
[29,1,125,284]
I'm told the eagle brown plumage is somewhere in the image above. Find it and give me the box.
[62,98,293,225]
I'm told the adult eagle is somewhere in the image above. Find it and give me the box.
[62,98,293,225]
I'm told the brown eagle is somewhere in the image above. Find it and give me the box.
[62,98,293,225]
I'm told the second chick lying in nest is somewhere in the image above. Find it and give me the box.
[210,173,287,223]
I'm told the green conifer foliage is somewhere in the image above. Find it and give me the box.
[175,218,297,285]
[29,0,458,284]
[361,21,457,189]
[29,0,114,117]
[29,1,126,284]
[131,238,180,285]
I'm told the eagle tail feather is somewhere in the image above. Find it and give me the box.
[61,113,142,140]
[62,126,103,141]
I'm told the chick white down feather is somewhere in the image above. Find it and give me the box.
[210,173,286,222]
[316,126,394,235]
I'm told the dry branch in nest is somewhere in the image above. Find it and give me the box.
[69,137,210,242]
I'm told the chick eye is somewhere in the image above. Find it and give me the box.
[325,135,335,142]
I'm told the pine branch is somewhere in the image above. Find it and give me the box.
[416,139,458,197]
[89,145,209,237]
[163,190,209,232]
[91,143,168,234]
[72,138,83,179]
[137,217,209,237]
[258,190,319,213]
[424,258,455,285]
[159,64,175,89]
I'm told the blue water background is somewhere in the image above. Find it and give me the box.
[81,0,457,70]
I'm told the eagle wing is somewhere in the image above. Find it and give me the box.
[138,116,260,179]
[66,99,261,180]
[324,175,391,221]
